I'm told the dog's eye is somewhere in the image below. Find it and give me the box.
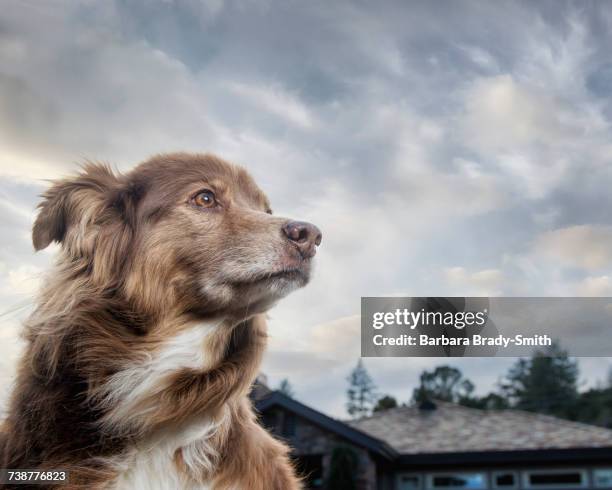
[193,190,217,208]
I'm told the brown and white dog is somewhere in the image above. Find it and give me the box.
[1,153,322,489]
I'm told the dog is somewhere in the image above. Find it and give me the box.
[1,153,322,489]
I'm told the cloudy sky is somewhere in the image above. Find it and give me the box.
[1,0,612,417]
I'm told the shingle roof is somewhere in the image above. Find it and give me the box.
[347,401,612,454]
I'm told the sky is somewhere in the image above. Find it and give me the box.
[1,0,612,417]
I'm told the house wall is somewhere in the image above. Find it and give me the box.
[258,402,612,490]
[392,465,612,490]
[262,406,378,490]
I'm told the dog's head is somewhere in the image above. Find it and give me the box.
[32,153,321,320]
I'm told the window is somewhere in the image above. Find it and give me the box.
[594,469,612,488]
[397,473,422,490]
[427,473,487,490]
[493,472,518,489]
[523,470,587,489]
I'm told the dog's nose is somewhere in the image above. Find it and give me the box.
[282,221,322,258]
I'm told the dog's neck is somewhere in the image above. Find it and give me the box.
[96,314,268,435]
[4,284,268,481]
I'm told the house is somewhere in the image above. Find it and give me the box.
[253,387,612,490]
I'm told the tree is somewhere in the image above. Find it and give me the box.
[499,342,578,418]
[412,365,475,404]
[461,392,509,410]
[326,446,358,490]
[346,359,377,418]
[278,378,295,398]
[373,395,398,412]
[571,386,612,428]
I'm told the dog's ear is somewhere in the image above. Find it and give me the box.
[32,163,125,251]
[32,184,69,251]
[106,178,148,231]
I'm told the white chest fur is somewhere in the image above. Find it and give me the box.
[111,417,218,490]
[104,322,225,489]
[101,322,221,430]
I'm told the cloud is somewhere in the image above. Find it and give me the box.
[228,82,315,129]
[0,264,42,297]
[0,7,222,179]
[461,75,582,199]
[464,75,562,149]
[444,267,504,296]
[533,225,612,270]
[264,316,360,381]
[574,275,612,296]
[1,0,612,417]
[457,45,500,73]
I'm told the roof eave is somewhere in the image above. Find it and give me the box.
[255,392,398,460]
[397,446,612,467]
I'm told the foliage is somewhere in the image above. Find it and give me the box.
[373,395,398,412]
[346,359,377,418]
[570,386,612,428]
[461,392,510,410]
[353,344,609,429]
[278,378,295,398]
[412,365,475,404]
[499,342,579,418]
[326,446,358,490]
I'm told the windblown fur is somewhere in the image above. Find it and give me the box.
[1,153,321,489]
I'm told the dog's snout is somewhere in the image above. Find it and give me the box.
[282,221,322,258]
